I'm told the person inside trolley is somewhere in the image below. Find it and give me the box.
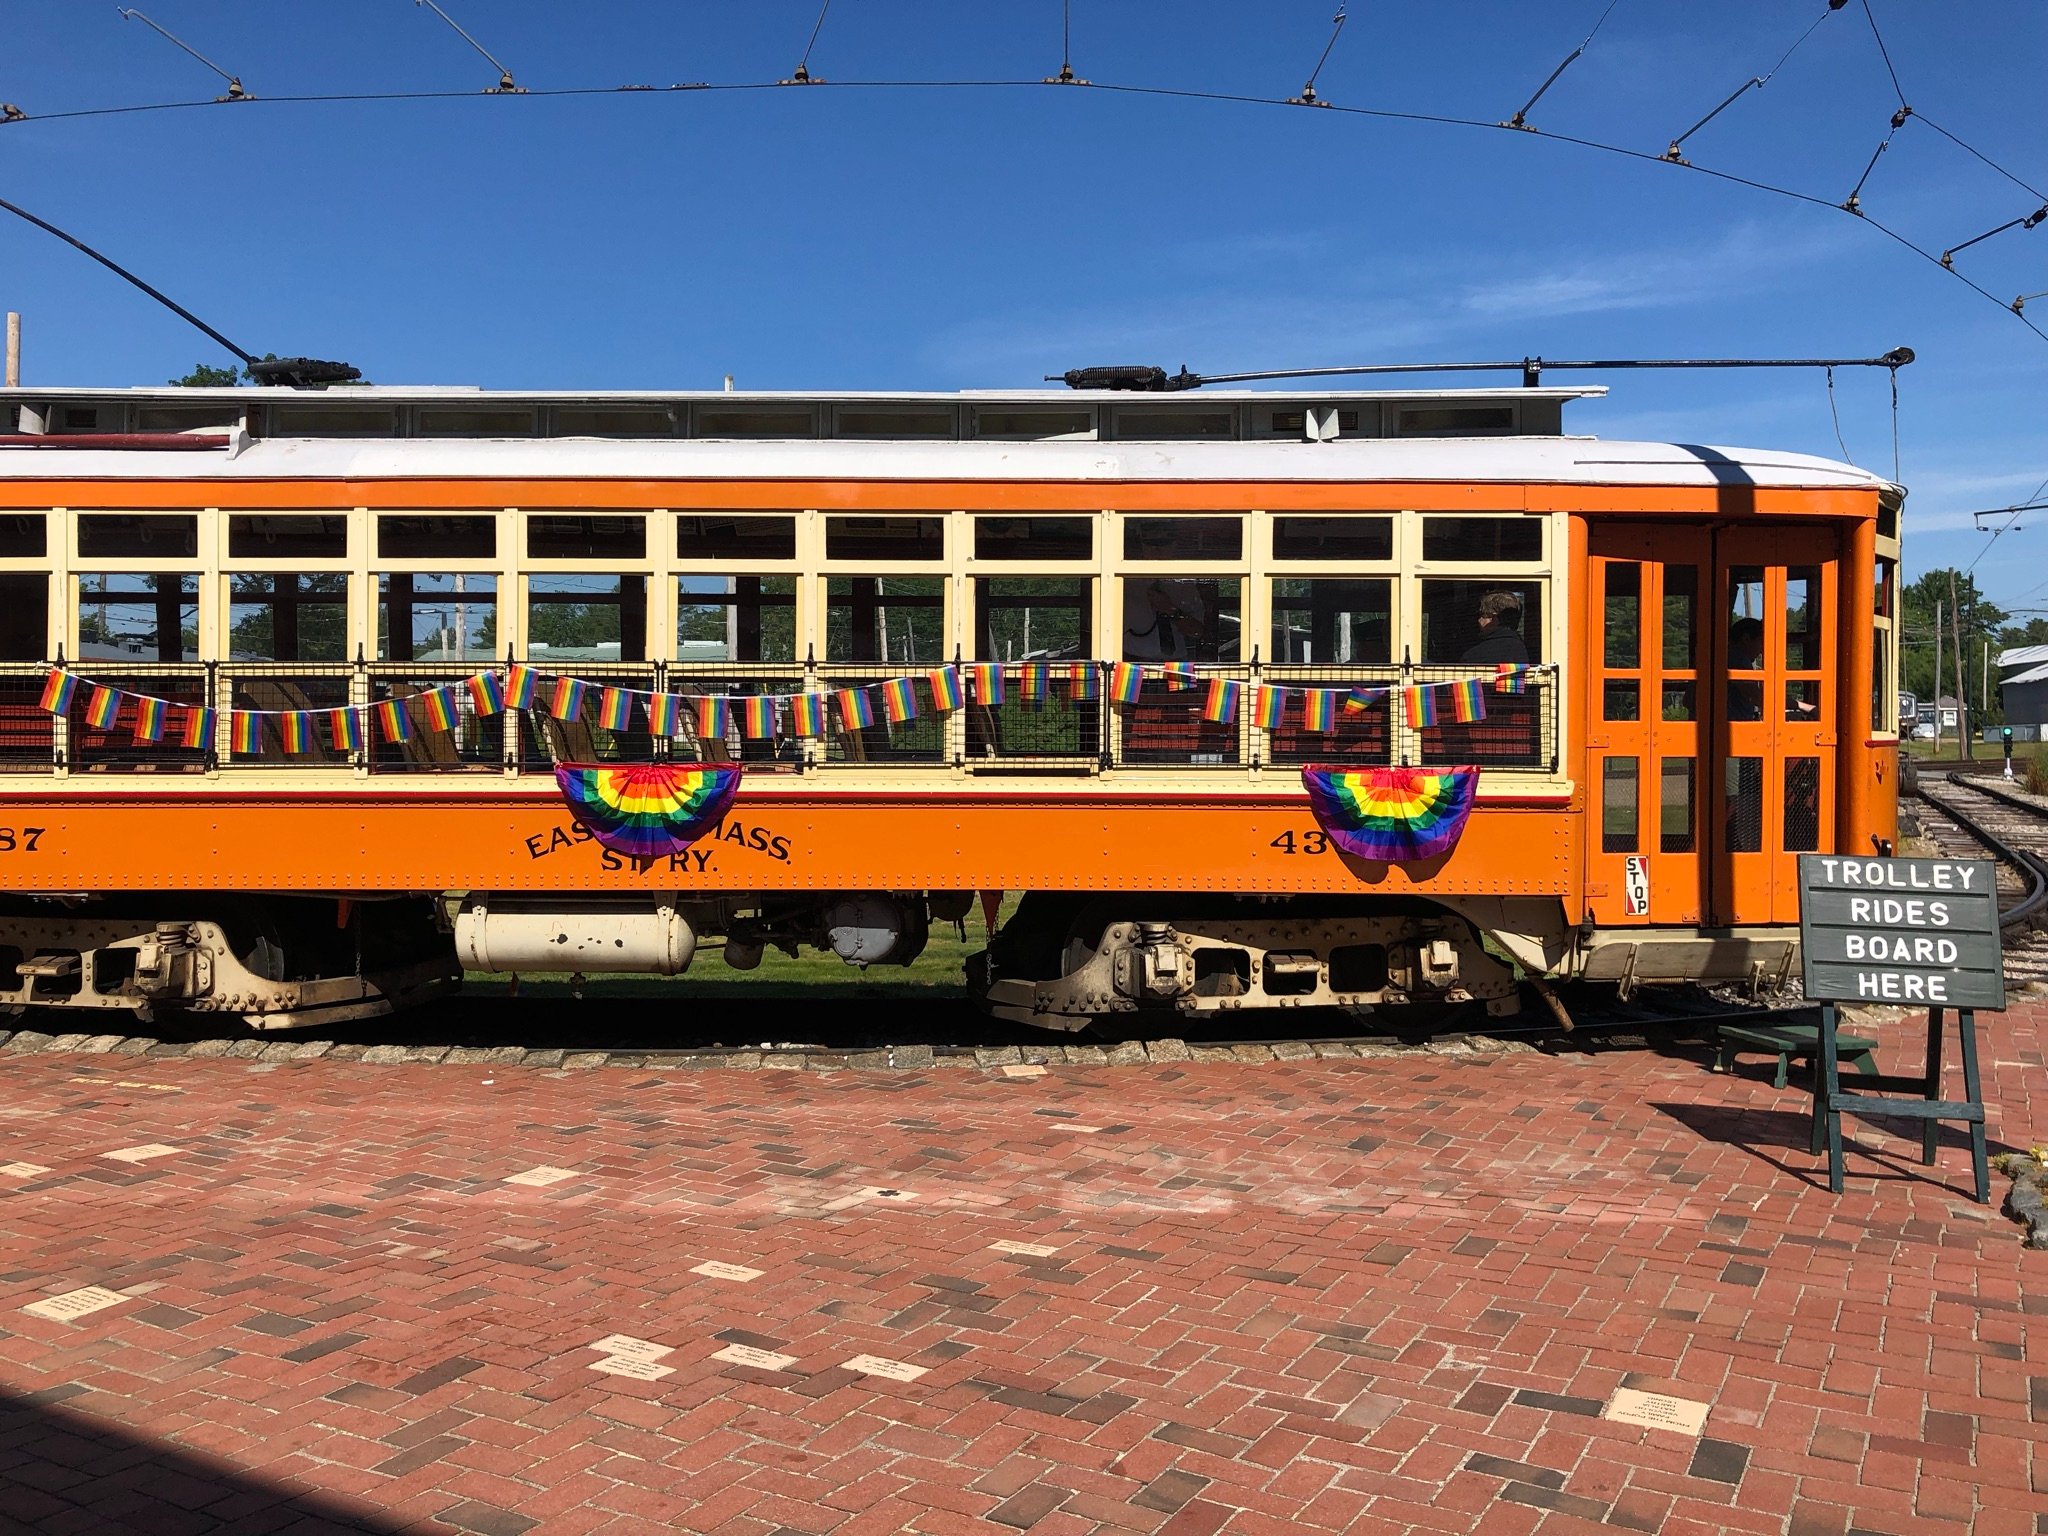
[1123,527,1208,661]
[1459,590,1529,666]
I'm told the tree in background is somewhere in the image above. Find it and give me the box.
[1902,568,2008,724]
[168,363,240,387]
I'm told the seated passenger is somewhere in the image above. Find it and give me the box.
[1123,529,1208,661]
[1459,590,1529,666]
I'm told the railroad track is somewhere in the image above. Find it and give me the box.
[1908,774,2048,988]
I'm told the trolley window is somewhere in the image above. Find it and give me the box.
[1269,578,1392,665]
[972,409,1091,439]
[696,408,813,438]
[228,574,349,662]
[527,575,647,662]
[677,515,797,561]
[228,514,349,560]
[555,406,674,437]
[76,513,198,560]
[0,514,47,559]
[377,515,496,560]
[826,517,944,562]
[973,517,1092,561]
[1421,517,1543,563]
[1121,576,1241,663]
[0,574,47,660]
[975,578,1091,660]
[527,515,645,561]
[825,577,944,663]
[416,406,538,437]
[378,574,498,661]
[678,575,797,663]
[837,408,953,438]
[1418,579,1544,664]
[1110,408,1234,441]
[77,573,197,663]
[1272,517,1392,562]
[1123,517,1241,561]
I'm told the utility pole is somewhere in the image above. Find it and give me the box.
[1948,569,1972,759]
[4,312,18,387]
[1933,599,1943,753]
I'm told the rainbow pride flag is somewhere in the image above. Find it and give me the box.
[1068,663,1099,700]
[1109,662,1143,705]
[1301,765,1479,863]
[1303,689,1336,733]
[546,676,587,720]
[230,712,263,755]
[330,707,365,751]
[1449,677,1487,724]
[38,669,77,714]
[1203,678,1242,724]
[554,762,742,859]
[504,663,539,710]
[1344,686,1387,714]
[1019,663,1050,708]
[597,687,634,732]
[178,706,216,751]
[1402,684,1439,730]
[740,695,777,738]
[927,665,963,711]
[375,697,414,743]
[280,711,315,754]
[1155,661,1196,691]
[1252,684,1287,730]
[880,676,918,724]
[836,687,876,730]
[468,670,506,716]
[694,696,731,742]
[1494,663,1534,693]
[969,663,1004,707]
[790,692,828,737]
[84,686,122,730]
[133,695,168,743]
[420,687,461,733]
[646,692,684,737]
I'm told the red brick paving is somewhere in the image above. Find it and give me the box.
[1,1004,2045,1534]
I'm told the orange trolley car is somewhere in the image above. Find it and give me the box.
[0,383,1901,1030]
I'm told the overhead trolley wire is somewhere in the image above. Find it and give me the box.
[1290,4,1348,107]
[1503,0,1624,131]
[1660,0,1841,164]
[785,0,834,85]
[413,0,522,93]
[116,8,249,101]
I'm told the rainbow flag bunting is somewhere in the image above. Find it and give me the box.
[419,686,461,733]
[1301,765,1479,863]
[1252,684,1287,731]
[740,695,778,739]
[504,663,539,710]
[836,687,876,731]
[1019,663,1050,708]
[1155,661,1196,691]
[1449,677,1488,724]
[597,687,634,732]
[84,686,122,730]
[230,712,263,755]
[880,676,918,724]
[38,669,78,715]
[468,670,506,716]
[178,706,216,751]
[969,662,1004,707]
[790,691,828,737]
[1494,663,1531,694]
[1402,684,1439,730]
[1344,686,1387,714]
[694,695,731,742]
[1203,678,1242,725]
[546,676,587,721]
[926,665,963,712]
[1109,662,1143,705]
[330,707,365,751]
[554,762,742,859]
[280,711,315,754]
[1303,689,1337,733]
[1068,663,1099,700]
[645,692,684,737]
[375,697,414,743]
[133,695,168,743]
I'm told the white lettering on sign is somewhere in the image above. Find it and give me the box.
[1853,972,1950,1002]
[1817,858,1979,891]
[1623,857,1650,917]
[1843,934,1959,964]
[1844,896,1951,927]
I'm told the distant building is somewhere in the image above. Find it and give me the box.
[1998,645,2048,742]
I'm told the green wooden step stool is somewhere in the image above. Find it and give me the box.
[1714,1020,1878,1089]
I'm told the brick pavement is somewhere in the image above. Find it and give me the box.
[0,1003,2044,1535]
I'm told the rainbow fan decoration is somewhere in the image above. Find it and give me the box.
[1300,765,1479,863]
[554,762,743,858]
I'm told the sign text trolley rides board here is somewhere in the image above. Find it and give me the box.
[1797,853,2004,1201]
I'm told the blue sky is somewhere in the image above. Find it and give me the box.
[4,2,2044,608]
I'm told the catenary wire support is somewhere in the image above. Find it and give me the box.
[1842,105,1910,214]
[1662,0,1840,162]
[117,8,248,101]
[1056,349,1917,391]
[1290,4,1346,107]
[413,0,522,93]
[1045,0,1087,85]
[2016,290,2048,315]
[784,0,832,84]
[1940,203,2048,268]
[1503,0,1623,130]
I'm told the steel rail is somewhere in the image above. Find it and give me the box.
[1926,776,2048,927]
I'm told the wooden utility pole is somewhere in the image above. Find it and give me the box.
[1933,599,1943,753]
[1949,569,1972,760]
[4,312,18,387]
